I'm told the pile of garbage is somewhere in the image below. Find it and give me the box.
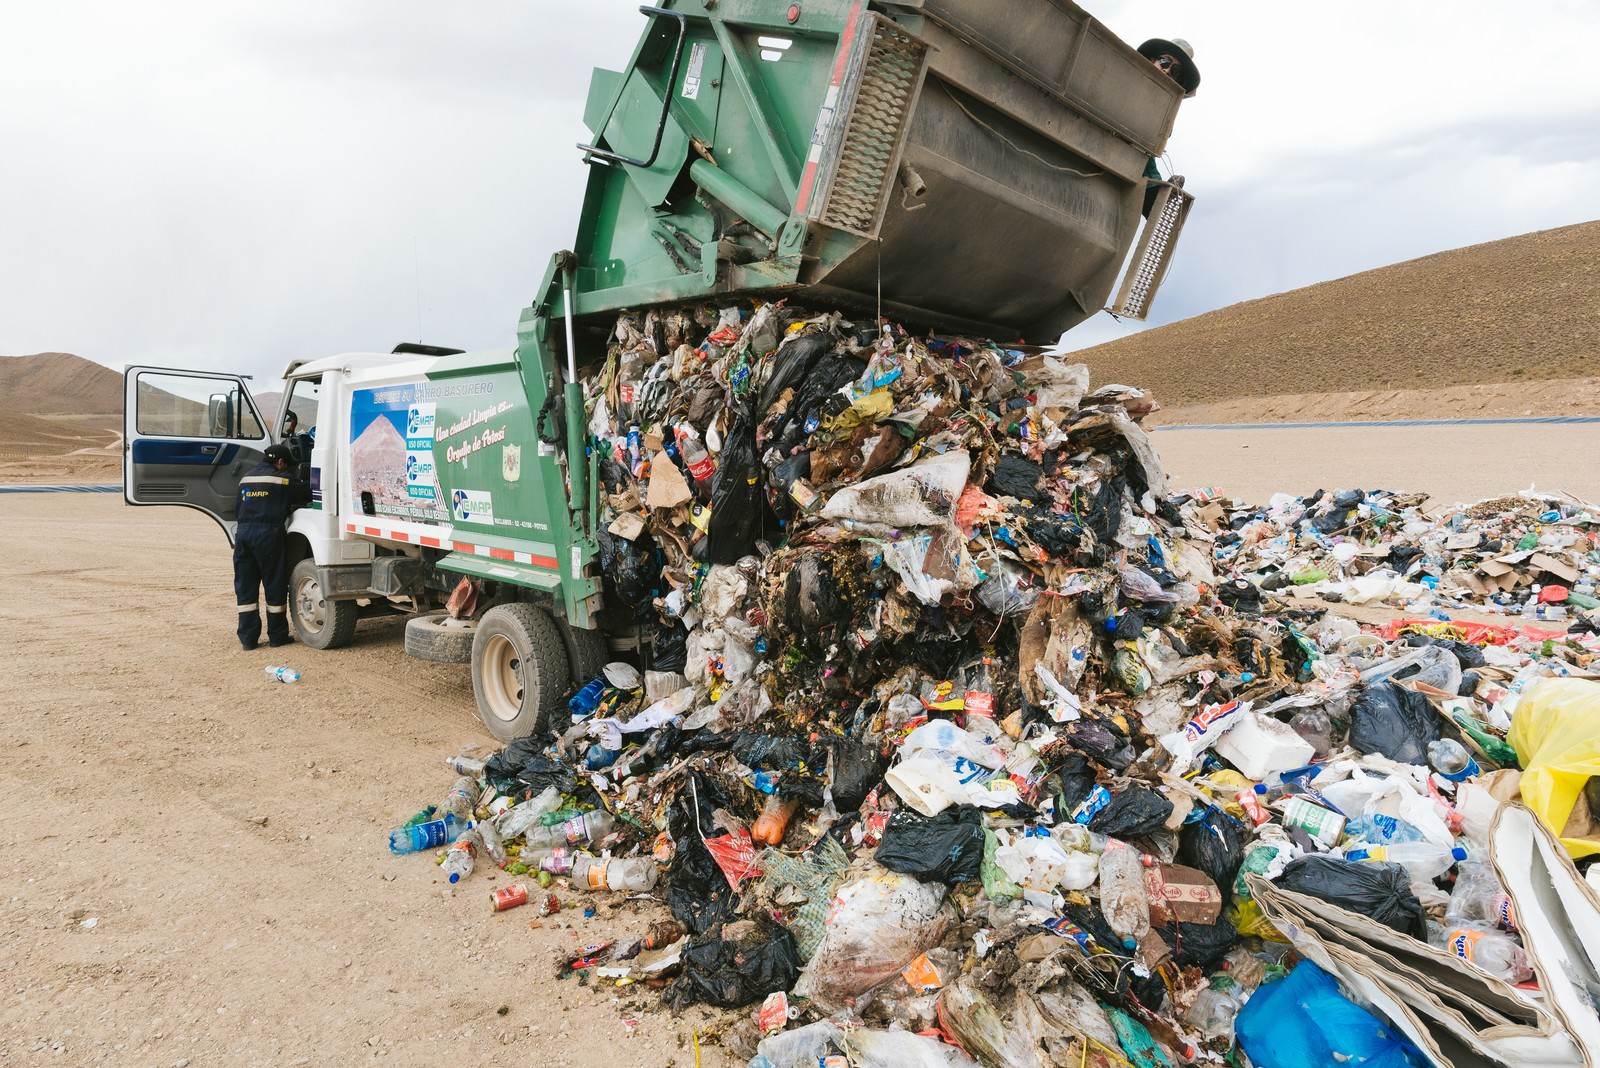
[1201,488,1600,624]
[387,302,1600,1066]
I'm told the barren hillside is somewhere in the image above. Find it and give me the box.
[0,352,122,415]
[1075,219,1600,413]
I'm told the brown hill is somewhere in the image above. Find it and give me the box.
[0,352,123,416]
[1075,219,1600,411]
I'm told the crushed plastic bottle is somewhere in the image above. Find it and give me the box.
[1447,860,1518,931]
[524,809,615,850]
[1287,707,1333,759]
[1431,923,1533,983]
[264,665,300,683]
[494,786,563,840]
[569,853,659,891]
[439,775,479,821]
[443,829,482,884]
[1098,839,1151,949]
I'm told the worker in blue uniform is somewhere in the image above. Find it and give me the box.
[235,443,312,650]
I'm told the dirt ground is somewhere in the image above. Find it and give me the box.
[1,494,734,1068]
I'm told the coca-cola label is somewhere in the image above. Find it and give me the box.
[963,690,995,715]
[688,454,716,481]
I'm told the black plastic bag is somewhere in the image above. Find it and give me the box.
[706,399,767,564]
[874,805,985,884]
[668,923,800,1009]
[1088,785,1174,840]
[596,527,657,621]
[828,737,886,812]
[1350,682,1440,765]
[651,622,689,674]
[1157,917,1238,969]
[485,737,576,796]
[1176,806,1245,904]
[1275,855,1426,938]
[987,454,1045,501]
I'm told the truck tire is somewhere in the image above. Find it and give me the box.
[289,558,358,650]
[558,617,608,688]
[471,603,570,742]
[404,612,475,663]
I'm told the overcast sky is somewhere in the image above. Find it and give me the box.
[3,1,1597,384]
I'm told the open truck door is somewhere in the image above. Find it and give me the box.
[123,366,271,544]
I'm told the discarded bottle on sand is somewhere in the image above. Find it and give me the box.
[1431,923,1533,983]
[1098,839,1151,949]
[264,665,300,683]
[444,754,486,777]
[388,813,473,854]
[569,853,659,892]
[1448,860,1518,931]
[494,786,563,840]
[524,810,615,850]
[477,820,508,867]
[439,775,479,821]
[443,829,483,884]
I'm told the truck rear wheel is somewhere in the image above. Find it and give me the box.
[289,558,358,650]
[404,612,475,663]
[471,603,570,742]
[558,617,608,687]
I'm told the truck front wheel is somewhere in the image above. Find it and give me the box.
[471,603,571,742]
[289,558,358,650]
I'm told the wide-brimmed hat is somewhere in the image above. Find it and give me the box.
[1138,37,1200,97]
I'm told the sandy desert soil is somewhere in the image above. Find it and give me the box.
[0,494,735,1068]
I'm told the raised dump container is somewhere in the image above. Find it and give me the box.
[566,0,1192,343]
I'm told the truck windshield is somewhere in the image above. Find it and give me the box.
[281,377,322,442]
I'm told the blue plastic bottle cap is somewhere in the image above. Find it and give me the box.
[1451,847,1468,861]
[1240,672,1255,683]
[449,872,461,883]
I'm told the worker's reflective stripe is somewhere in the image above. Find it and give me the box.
[239,475,291,486]
[237,603,257,612]
[265,604,286,614]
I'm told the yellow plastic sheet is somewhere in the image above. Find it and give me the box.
[1507,678,1600,859]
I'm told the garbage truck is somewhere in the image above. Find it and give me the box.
[124,0,1195,740]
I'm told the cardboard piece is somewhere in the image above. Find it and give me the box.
[1530,553,1580,585]
[1143,862,1223,925]
[645,452,693,509]
[608,511,647,540]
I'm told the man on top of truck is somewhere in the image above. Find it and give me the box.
[234,443,311,650]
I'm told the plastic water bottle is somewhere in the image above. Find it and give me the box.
[1344,814,1428,846]
[1288,708,1333,759]
[443,829,482,884]
[264,665,300,683]
[1447,860,1518,931]
[439,775,479,821]
[1427,739,1480,782]
[444,754,486,777]
[388,813,473,854]
[494,786,563,840]
[1098,839,1151,949]
[524,810,615,850]
[1346,843,1468,884]
[569,853,659,892]
[1431,924,1533,983]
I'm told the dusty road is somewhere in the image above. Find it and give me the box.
[0,495,730,1067]
[1154,421,1600,506]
